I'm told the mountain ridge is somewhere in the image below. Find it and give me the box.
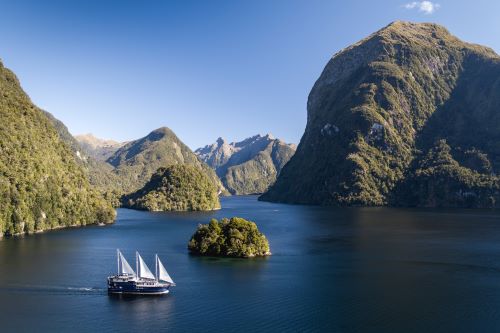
[196,134,296,194]
[107,126,226,195]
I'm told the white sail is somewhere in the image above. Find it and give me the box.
[137,252,155,279]
[157,255,175,284]
[117,250,135,276]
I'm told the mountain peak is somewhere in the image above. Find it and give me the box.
[376,21,452,41]
[106,127,224,193]
[195,134,296,194]
[383,20,439,30]
[151,126,172,134]
[373,21,496,57]
[145,127,175,142]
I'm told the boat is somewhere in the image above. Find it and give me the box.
[107,249,175,295]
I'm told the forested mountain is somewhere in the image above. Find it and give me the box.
[261,21,500,208]
[43,112,121,195]
[196,134,296,194]
[0,60,115,237]
[107,127,225,195]
[123,164,220,211]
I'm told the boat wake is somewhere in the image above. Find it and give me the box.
[0,284,107,295]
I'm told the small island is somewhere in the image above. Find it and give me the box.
[122,164,220,211]
[188,217,271,258]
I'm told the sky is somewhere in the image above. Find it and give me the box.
[0,0,499,149]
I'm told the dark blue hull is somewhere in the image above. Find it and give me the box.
[108,280,170,295]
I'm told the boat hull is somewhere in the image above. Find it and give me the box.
[108,278,171,295]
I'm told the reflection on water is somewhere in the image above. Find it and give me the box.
[1,196,500,332]
[107,294,176,331]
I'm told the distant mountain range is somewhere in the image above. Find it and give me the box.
[261,21,500,208]
[196,134,296,194]
[75,133,125,161]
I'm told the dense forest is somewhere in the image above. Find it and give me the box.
[188,217,271,258]
[123,164,220,211]
[0,60,115,237]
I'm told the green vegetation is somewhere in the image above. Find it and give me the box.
[0,61,115,237]
[106,127,226,196]
[37,113,227,212]
[43,111,123,206]
[261,21,500,208]
[223,140,295,195]
[188,217,271,258]
[123,164,220,211]
[393,140,500,208]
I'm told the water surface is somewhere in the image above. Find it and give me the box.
[1,196,500,332]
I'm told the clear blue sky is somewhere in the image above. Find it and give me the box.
[1,0,499,149]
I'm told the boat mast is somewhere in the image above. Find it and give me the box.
[155,254,158,281]
[117,249,119,274]
[136,251,139,279]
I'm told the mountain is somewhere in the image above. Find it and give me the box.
[195,134,296,194]
[75,133,125,161]
[123,164,220,211]
[43,112,121,200]
[0,60,115,237]
[261,21,500,208]
[107,127,225,194]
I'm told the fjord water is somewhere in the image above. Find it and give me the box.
[2,197,500,332]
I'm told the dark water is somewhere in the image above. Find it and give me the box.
[2,196,500,332]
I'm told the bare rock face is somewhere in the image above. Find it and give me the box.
[196,134,296,195]
[195,137,239,171]
[261,21,500,208]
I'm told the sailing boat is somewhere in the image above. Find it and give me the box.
[107,249,175,295]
